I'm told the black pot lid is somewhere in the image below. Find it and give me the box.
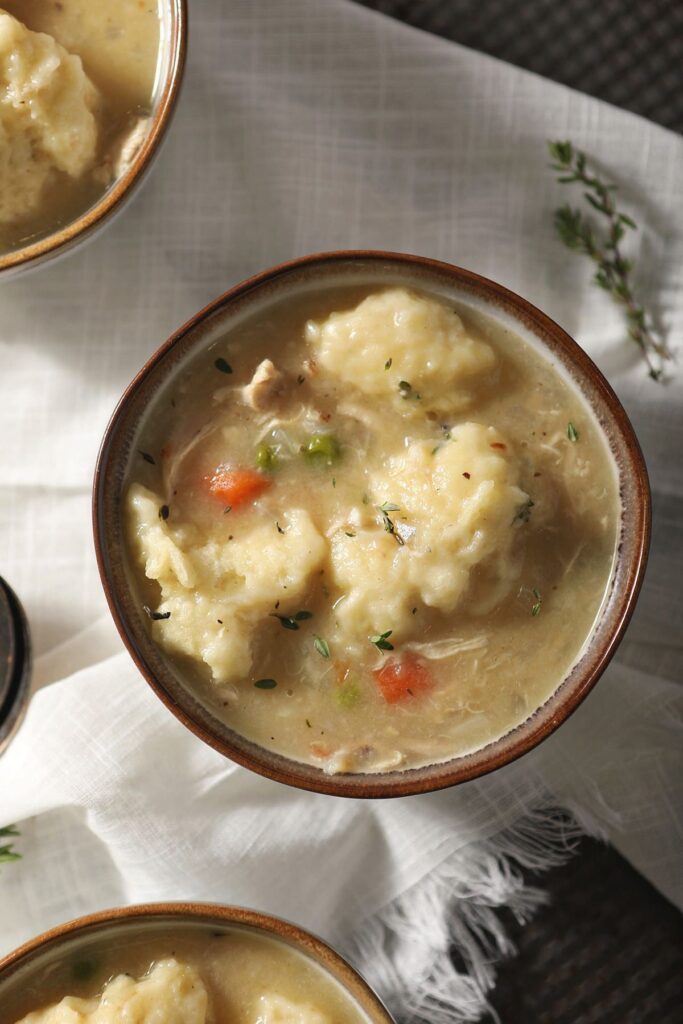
[0,576,32,756]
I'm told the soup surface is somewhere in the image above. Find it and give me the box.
[0,923,366,1024]
[0,0,161,255]
[125,285,619,774]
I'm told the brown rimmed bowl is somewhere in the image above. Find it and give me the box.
[93,250,651,798]
[0,902,394,1023]
[0,0,187,280]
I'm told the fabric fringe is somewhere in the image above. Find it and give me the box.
[342,806,589,1023]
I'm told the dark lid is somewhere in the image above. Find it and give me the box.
[0,577,32,756]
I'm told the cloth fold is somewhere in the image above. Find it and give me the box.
[1,0,681,1019]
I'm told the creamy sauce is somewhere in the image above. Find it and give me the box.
[0,924,367,1024]
[125,285,619,774]
[0,0,161,254]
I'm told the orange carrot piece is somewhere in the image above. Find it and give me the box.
[207,467,271,507]
[373,654,433,705]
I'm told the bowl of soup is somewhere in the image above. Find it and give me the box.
[93,251,650,796]
[0,903,393,1024]
[0,0,186,279]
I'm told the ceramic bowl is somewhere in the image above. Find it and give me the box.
[0,0,187,280]
[93,251,650,797]
[0,902,394,1023]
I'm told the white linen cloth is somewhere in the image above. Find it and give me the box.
[1,0,682,1019]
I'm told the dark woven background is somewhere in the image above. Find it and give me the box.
[356,0,683,134]
[353,1,683,1020]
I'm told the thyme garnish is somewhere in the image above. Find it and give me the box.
[159,504,169,521]
[138,450,156,465]
[377,502,404,545]
[513,498,534,524]
[143,606,171,621]
[369,630,394,652]
[385,358,393,370]
[313,635,330,658]
[214,357,233,374]
[531,589,542,617]
[276,521,285,534]
[0,825,21,865]
[567,422,579,442]
[270,610,312,630]
[548,140,671,382]
[254,678,277,689]
[398,380,421,400]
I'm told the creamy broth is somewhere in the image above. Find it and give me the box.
[125,285,619,775]
[0,0,161,254]
[0,924,367,1024]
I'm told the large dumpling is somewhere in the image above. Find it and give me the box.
[305,288,496,414]
[0,10,99,224]
[127,485,327,683]
[330,422,530,642]
[14,960,207,1024]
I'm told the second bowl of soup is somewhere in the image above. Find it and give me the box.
[93,251,649,796]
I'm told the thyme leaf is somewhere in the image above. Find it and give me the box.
[313,635,330,658]
[377,502,404,545]
[513,498,534,524]
[270,613,299,630]
[369,629,394,652]
[143,606,171,621]
[254,678,277,689]
[567,422,579,442]
[159,504,169,521]
[0,825,21,866]
[214,357,233,374]
[531,588,542,617]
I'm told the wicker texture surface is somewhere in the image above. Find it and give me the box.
[356,0,683,134]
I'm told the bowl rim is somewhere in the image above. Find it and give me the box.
[0,901,395,1023]
[93,249,651,798]
[0,0,188,276]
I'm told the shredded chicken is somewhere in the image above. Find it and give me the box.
[241,359,285,410]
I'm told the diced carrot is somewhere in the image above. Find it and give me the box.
[207,467,271,507]
[373,654,433,705]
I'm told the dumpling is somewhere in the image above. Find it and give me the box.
[305,288,496,414]
[330,423,530,641]
[127,485,326,682]
[0,10,99,224]
[14,959,207,1024]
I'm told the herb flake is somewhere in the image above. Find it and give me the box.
[270,613,300,631]
[138,450,156,465]
[313,635,330,658]
[369,629,394,652]
[567,422,579,442]
[143,606,171,621]
[531,589,542,617]
[159,504,169,521]
[377,502,404,545]
[254,678,277,689]
[214,357,233,374]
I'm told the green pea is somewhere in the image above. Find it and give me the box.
[256,443,278,471]
[302,433,341,466]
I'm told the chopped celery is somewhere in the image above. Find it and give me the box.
[335,680,361,708]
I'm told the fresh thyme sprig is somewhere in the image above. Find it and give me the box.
[0,825,21,866]
[548,140,671,382]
